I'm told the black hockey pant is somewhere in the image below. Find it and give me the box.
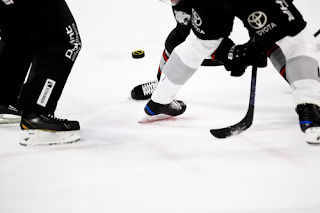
[0,0,81,114]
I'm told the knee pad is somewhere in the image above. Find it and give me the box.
[286,56,319,84]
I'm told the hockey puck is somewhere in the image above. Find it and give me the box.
[132,50,145,59]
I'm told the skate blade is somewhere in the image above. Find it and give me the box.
[305,127,320,144]
[138,114,173,123]
[0,114,21,124]
[127,96,150,101]
[19,130,81,146]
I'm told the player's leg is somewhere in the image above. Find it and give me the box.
[0,18,32,123]
[131,1,226,100]
[131,1,192,100]
[268,44,288,82]
[18,0,81,114]
[131,24,190,100]
[140,0,235,122]
[269,1,320,142]
[276,28,320,142]
[0,47,30,123]
[238,0,320,143]
[16,0,82,145]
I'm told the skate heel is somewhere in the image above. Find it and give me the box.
[0,104,21,124]
[296,103,320,144]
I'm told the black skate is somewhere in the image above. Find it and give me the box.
[130,80,158,100]
[139,99,186,123]
[0,104,21,124]
[20,112,81,146]
[296,103,320,144]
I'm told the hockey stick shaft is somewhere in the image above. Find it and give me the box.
[210,66,257,138]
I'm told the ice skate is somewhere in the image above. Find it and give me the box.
[296,104,320,144]
[130,79,158,100]
[139,99,186,123]
[0,104,21,124]
[19,112,81,146]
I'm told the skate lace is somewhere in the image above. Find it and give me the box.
[8,105,18,112]
[48,114,67,121]
[142,80,158,96]
[170,100,182,110]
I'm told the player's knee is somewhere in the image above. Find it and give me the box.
[175,31,223,69]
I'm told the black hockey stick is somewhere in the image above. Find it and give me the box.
[210,29,320,139]
[314,29,320,38]
[210,66,257,138]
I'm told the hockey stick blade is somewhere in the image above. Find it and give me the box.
[210,66,257,138]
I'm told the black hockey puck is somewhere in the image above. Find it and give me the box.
[132,50,145,59]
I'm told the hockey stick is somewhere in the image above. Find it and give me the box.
[210,66,257,138]
[314,29,320,38]
[210,30,320,139]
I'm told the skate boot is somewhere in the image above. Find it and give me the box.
[0,104,21,124]
[130,79,158,100]
[296,103,320,144]
[19,112,81,146]
[139,99,187,123]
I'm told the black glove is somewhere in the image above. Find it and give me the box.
[213,38,247,77]
[213,39,268,77]
[224,61,247,77]
[227,42,268,69]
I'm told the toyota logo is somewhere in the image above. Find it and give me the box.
[247,11,267,29]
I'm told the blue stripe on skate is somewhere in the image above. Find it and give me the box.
[145,106,155,115]
[300,121,312,124]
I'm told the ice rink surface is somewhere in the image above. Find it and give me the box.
[1,1,320,213]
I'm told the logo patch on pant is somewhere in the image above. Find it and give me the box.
[37,79,56,107]
[65,23,81,61]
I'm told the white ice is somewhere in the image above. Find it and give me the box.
[1,1,320,213]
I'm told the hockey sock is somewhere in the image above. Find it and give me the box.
[157,49,171,81]
[268,44,288,82]
[151,73,182,104]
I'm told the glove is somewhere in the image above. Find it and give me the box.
[224,61,247,77]
[213,39,268,77]
[227,42,268,69]
[213,38,247,77]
